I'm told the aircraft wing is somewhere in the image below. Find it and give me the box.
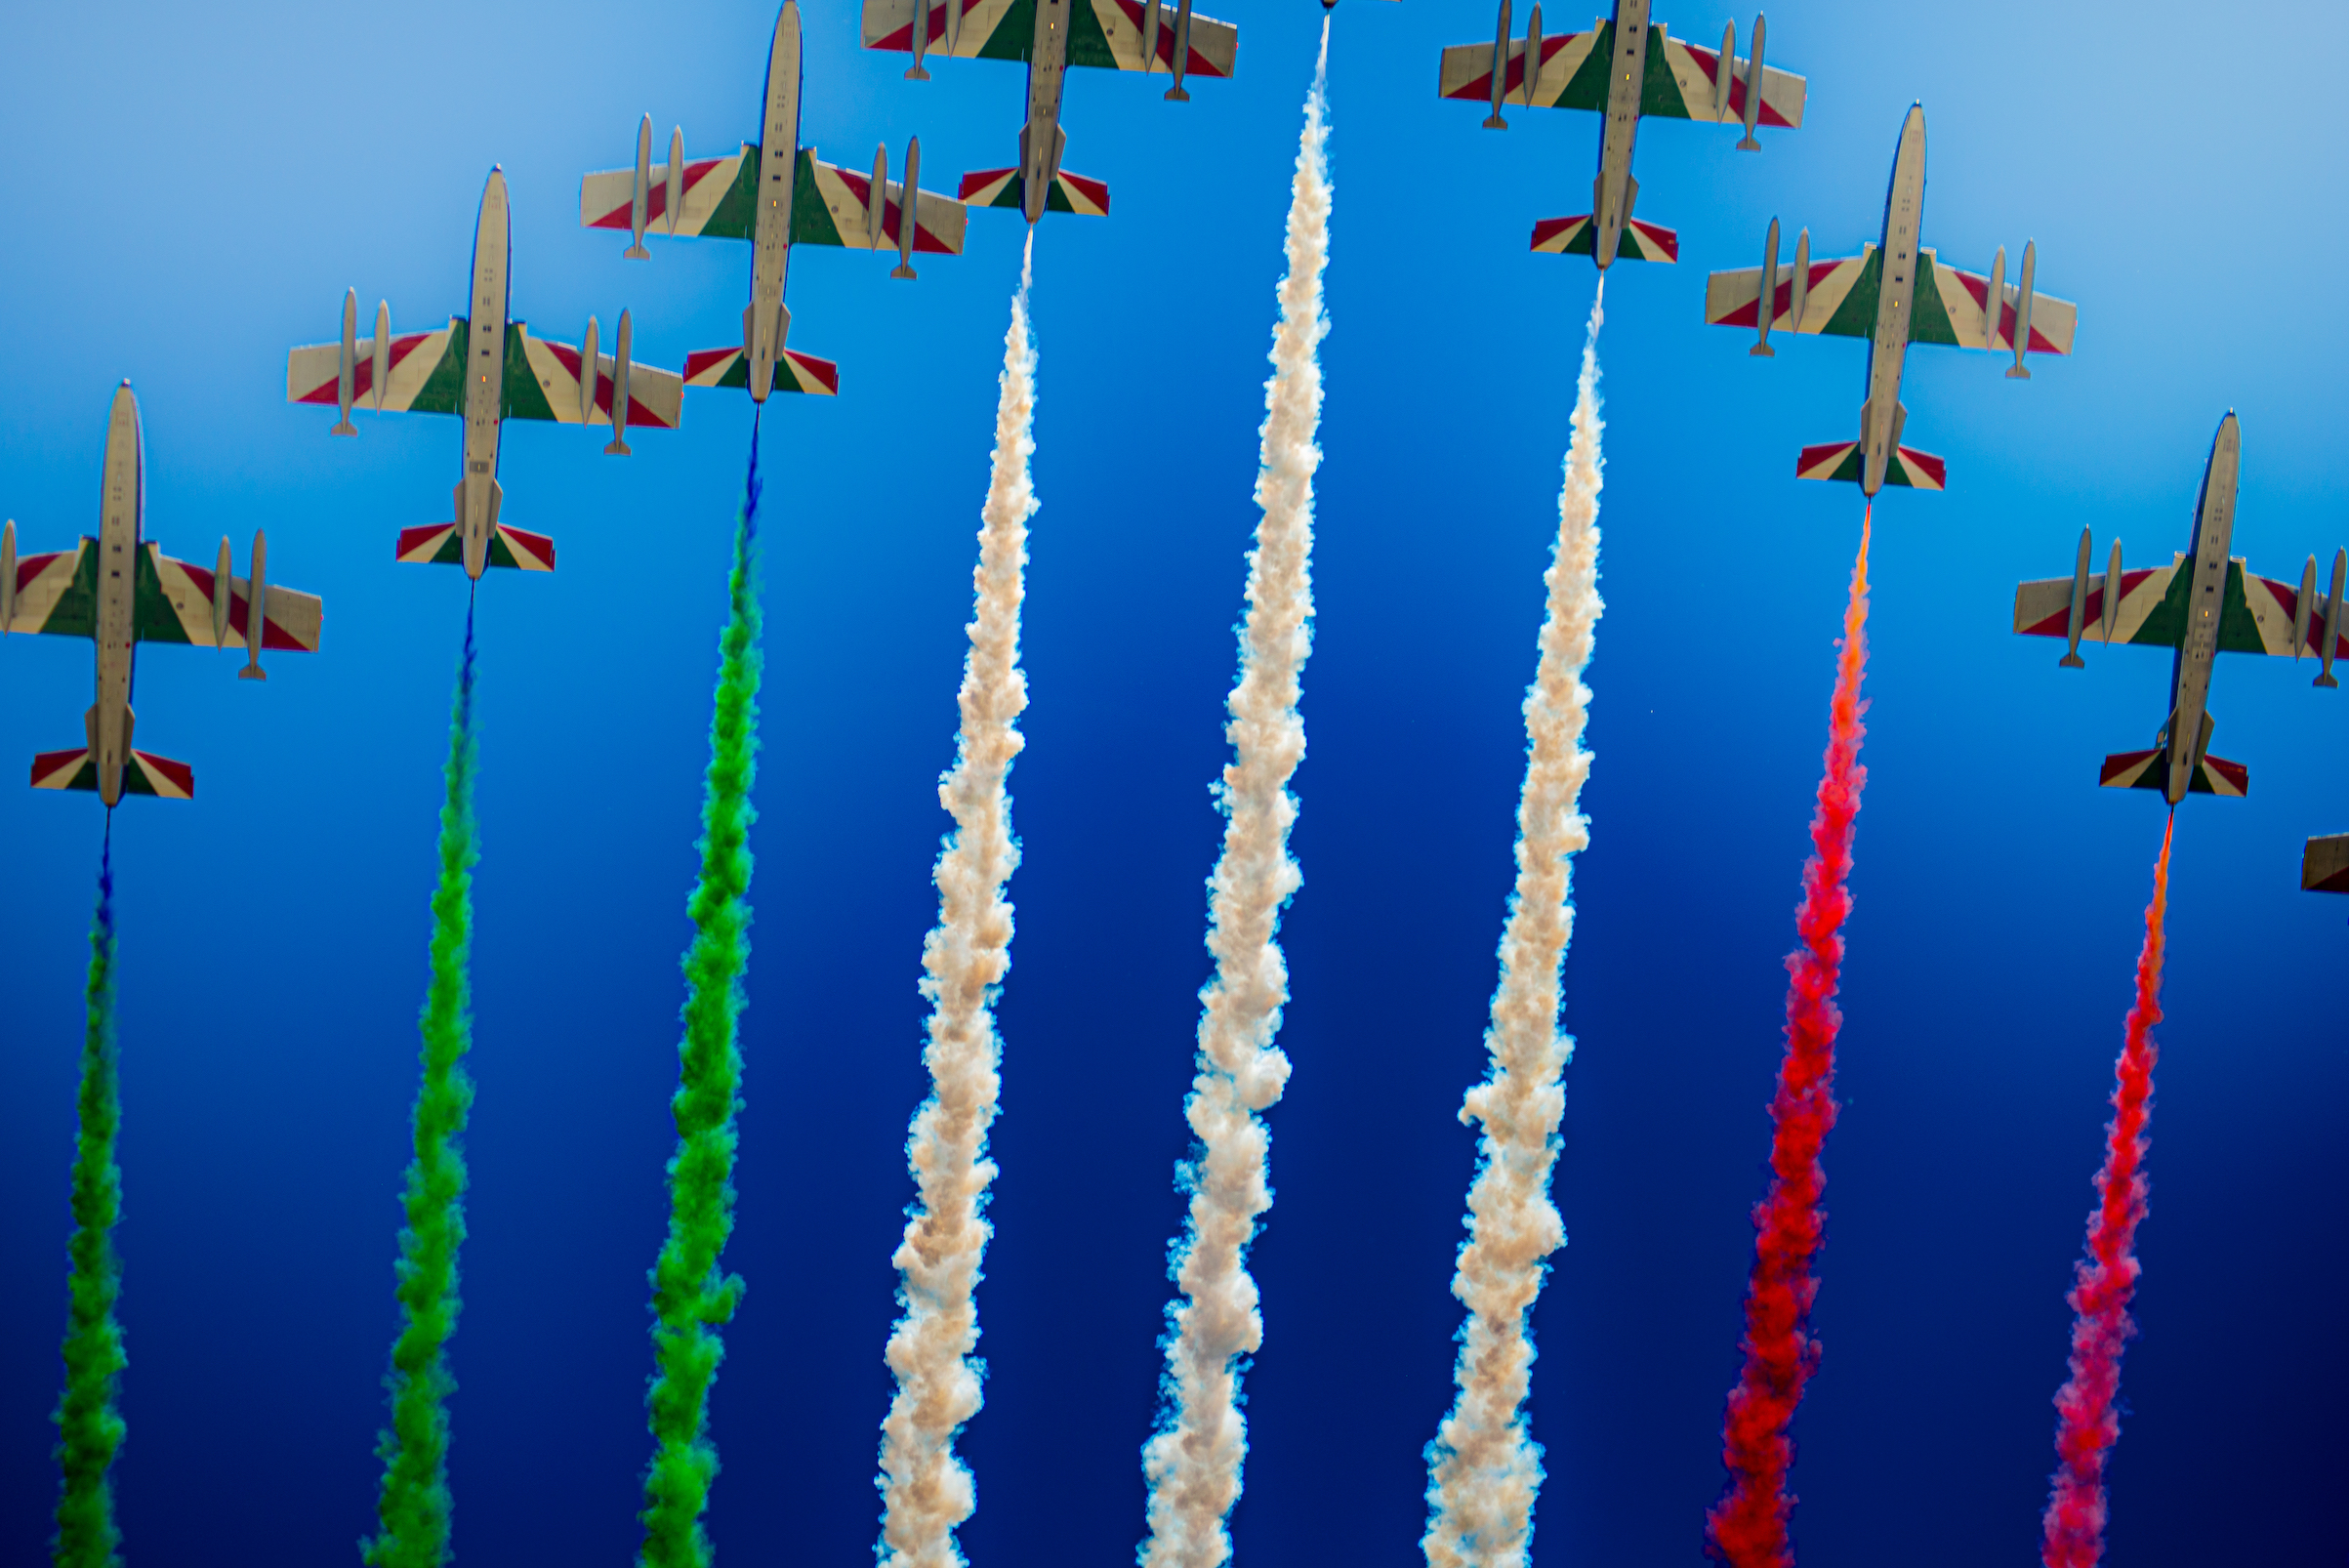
[288,320,469,415]
[5,540,97,637]
[788,150,968,256]
[1911,256,2078,355]
[863,0,1236,80]
[2009,553,2341,660]
[581,145,761,241]
[1705,248,1881,339]
[501,325,683,433]
[1439,22,1801,125]
[135,545,322,652]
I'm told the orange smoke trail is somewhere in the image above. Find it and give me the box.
[1705,507,1872,1568]
[2040,812,2174,1568]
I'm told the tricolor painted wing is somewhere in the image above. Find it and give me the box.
[136,545,322,651]
[288,321,469,414]
[1706,246,2077,353]
[959,168,1110,217]
[581,147,761,241]
[395,523,556,571]
[1795,441,1945,491]
[790,151,968,255]
[2014,554,2349,658]
[2304,833,2349,893]
[32,748,194,800]
[502,325,684,432]
[683,347,841,396]
[2099,748,2247,798]
[6,543,97,636]
[1439,22,1802,126]
[863,0,1237,78]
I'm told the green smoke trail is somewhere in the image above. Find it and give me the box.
[54,841,124,1568]
[638,429,763,1568]
[362,616,479,1568]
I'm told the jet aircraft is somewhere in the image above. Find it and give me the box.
[2013,413,2345,806]
[287,168,683,580]
[862,0,1239,224]
[1437,1,1804,269]
[579,0,968,403]
[4,384,322,806]
[2305,834,2349,894]
[1704,104,2076,495]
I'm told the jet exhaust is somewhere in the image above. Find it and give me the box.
[1705,506,1874,1568]
[362,612,480,1568]
[875,263,1039,1568]
[2040,814,2174,1568]
[1421,274,1605,1568]
[54,843,125,1568]
[1138,33,1330,1568]
[638,425,767,1568]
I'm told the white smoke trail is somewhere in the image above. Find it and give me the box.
[875,240,1037,1568]
[1139,31,1331,1568]
[1421,280,1606,1568]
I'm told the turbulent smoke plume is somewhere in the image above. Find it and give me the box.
[1421,279,1606,1568]
[1140,32,1331,1568]
[1705,510,1874,1568]
[639,431,766,1568]
[54,842,125,1568]
[876,240,1038,1568]
[364,616,480,1568]
[2040,814,2174,1568]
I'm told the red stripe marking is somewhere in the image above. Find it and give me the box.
[497,525,557,570]
[1530,215,1587,250]
[2205,757,2249,794]
[31,748,88,786]
[135,752,195,797]
[959,168,1015,201]
[784,351,841,394]
[684,348,739,381]
[1897,447,1946,488]
[1628,218,1678,261]
[1061,172,1111,212]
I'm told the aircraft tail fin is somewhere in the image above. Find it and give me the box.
[31,747,194,800]
[1795,440,1947,491]
[396,523,556,572]
[956,167,1110,218]
[682,346,840,396]
[1529,215,1678,262]
[2098,747,2247,798]
[2304,833,2349,893]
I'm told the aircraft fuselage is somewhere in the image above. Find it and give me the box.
[1858,104,1926,496]
[747,0,804,400]
[2161,414,2242,805]
[1590,0,1651,269]
[1020,0,1071,222]
[457,170,513,580]
[89,384,145,807]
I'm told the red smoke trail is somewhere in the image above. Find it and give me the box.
[2040,812,2174,1568]
[1704,507,1873,1568]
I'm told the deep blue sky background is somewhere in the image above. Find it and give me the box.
[2,1,2345,1564]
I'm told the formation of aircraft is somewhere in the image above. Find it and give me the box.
[861,0,1239,224]
[577,0,970,403]
[3,385,321,805]
[286,169,685,580]
[2012,414,2345,806]
[1438,0,1805,269]
[1703,104,2077,496]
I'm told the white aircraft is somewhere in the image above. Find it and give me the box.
[1439,1,1805,269]
[2013,413,2346,806]
[579,1,968,404]
[862,0,1239,224]
[288,168,683,580]
[1705,104,2077,496]
[4,384,321,806]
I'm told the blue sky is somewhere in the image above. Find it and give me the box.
[2,1,2345,1565]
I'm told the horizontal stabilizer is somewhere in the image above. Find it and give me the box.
[395,524,556,572]
[2098,748,2247,798]
[1795,440,1947,492]
[956,167,1110,218]
[1529,215,1678,263]
[682,347,840,396]
[2304,833,2349,893]
[31,747,194,800]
